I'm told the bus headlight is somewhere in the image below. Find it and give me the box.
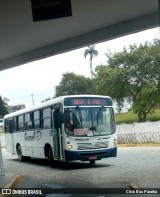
[67,144,73,150]
[67,142,73,150]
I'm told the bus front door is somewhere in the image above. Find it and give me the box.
[52,110,63,160]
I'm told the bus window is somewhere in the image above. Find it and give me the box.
[4,119,14,133]
[13,117,17,132]
[42,108,51,129]
[33,110,40,129]
[18,115,24,131]
[64,109,81,133]
[4,120,9,133]
[24,113,32,130]
[64,107,115,136]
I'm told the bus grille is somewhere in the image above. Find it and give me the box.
[77,142,109,150]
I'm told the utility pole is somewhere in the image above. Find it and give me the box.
[31,94,34,106]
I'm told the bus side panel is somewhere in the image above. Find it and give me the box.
[25,130,42,158]
[32,129,51,159]
[12,133,27,156]
[42,129,54,156]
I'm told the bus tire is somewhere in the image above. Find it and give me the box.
[48,146,54,167]
[17,145,25,162]
[90,160,95,165]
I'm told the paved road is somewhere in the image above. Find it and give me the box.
[2,147,160,197]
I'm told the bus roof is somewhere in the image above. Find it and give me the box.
[4,95,112,119]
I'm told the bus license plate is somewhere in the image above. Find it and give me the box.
[89,156,97,160]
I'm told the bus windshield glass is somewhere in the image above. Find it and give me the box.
[64,107,116,136]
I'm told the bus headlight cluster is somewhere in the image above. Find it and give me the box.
[113,139,117,146]
[67,142,73,150]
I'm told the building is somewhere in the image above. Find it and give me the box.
[8,105,26,113]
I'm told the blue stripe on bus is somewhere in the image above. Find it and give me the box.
[64,147,117,161]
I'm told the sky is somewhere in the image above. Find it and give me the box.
[0,27,159,108]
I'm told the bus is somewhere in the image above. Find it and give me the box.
[4,95,117,165]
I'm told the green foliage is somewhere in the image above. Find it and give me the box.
[55,72,97,96]
[95,39,160,122]
[95,65,128,98]
[0,96,8,117]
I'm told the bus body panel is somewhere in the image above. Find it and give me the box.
[13,132,27,156]
[63,133,117,161]
[64,147,117,161]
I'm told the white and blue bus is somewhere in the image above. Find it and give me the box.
[4,95,117,165]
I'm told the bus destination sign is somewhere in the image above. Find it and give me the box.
[64,97,112,106]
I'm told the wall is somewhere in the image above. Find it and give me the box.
[117,121,160,143]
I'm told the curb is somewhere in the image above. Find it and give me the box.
[0,174,22,197]
[129,182,141,190]
[118,144,160,147]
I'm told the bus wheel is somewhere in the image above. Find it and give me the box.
[17,145,24,162]
[90,160,95,165]
[48,146,54,167]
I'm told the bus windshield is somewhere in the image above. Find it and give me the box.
[64,107,116,136]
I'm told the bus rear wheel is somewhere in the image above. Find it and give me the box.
[17,145,24,162]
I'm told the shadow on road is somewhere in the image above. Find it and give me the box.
[6,157,114,170]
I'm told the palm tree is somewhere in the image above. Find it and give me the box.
[84,45,98,79]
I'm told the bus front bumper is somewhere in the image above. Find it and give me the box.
[64,147,117,161]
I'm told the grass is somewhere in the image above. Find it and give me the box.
[115,108,160,124]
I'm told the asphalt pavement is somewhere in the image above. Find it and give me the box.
[0,148,160,197]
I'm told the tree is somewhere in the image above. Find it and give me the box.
[84,45,98,79]
[55,72,96,96]
[0,96,8,117]
[95,39,160,122]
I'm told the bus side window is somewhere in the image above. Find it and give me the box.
[4,119,14,133]
[33,110,40,129]
[9,120,14,133]
[42,107,51,129]
[18,115,24,132]
[4,120,9,133]
[24,113,32,130]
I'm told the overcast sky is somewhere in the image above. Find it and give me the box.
[0,27,159,108]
